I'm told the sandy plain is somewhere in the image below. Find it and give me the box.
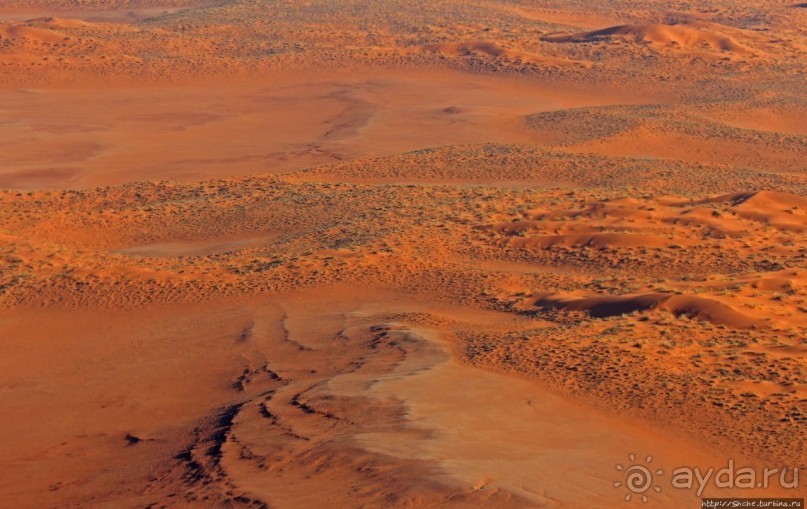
[0,0,805,507]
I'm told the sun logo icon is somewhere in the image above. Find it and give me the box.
[614,454,663,503]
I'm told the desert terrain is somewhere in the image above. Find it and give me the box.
[0,0,805,507]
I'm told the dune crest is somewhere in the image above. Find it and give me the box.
[420,40,586,67]
[0,22,66,44]
[25,16,92,28]
[535,292,764,329]
[542,22,758,56]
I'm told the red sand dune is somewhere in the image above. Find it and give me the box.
[535,292,765,329]
[541,22,758,56]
